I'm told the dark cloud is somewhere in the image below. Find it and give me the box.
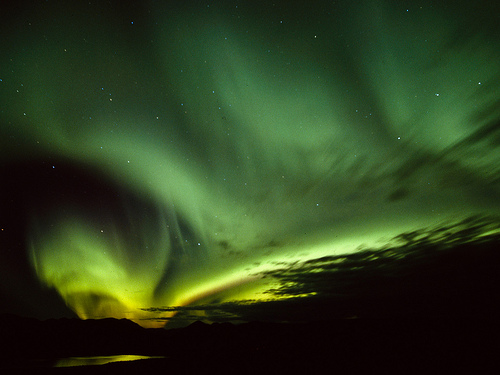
[454,119,500,150]
[143,215,500,326]
[386,187,410,202]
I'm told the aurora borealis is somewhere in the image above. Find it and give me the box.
[1,0,499,328]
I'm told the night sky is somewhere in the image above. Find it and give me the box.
[1,0,499,328]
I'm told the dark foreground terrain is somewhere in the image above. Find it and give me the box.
[1,314,498,374]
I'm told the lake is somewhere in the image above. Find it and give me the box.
[54,354,166,367]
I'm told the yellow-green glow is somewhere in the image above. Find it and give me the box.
[29,213,171,327]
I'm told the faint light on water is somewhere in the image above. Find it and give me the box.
[54,355,165,367]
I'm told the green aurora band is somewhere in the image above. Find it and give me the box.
[1,1,499,327]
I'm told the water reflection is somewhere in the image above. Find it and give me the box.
[54,355,165,367]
